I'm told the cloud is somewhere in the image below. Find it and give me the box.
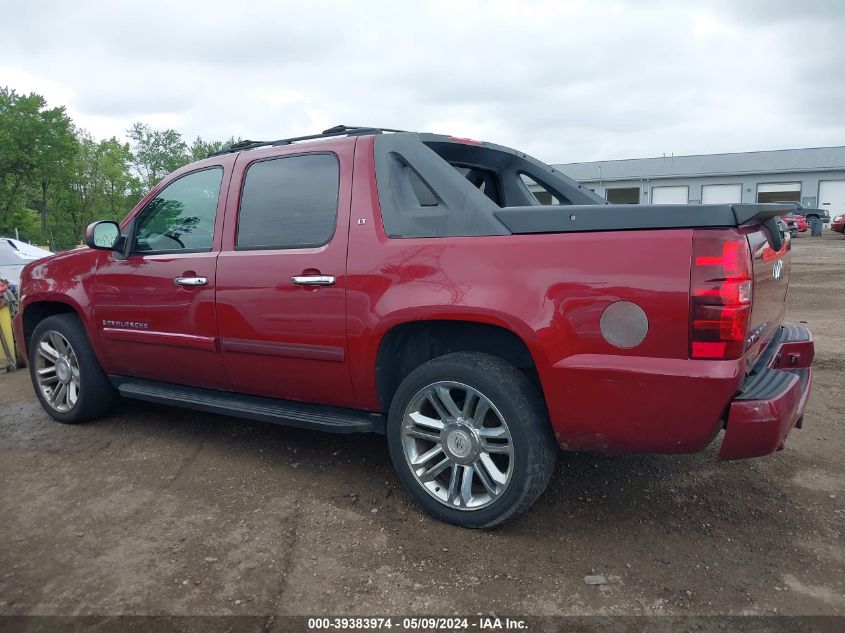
[1,0,844,163]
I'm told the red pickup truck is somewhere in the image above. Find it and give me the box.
[14,126,814,527]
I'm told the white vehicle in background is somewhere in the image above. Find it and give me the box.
[0,238,53,293]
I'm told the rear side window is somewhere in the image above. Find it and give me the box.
[456,165,503,206]
[237,154,339,250]
[520,174,568,205]
[408,169,439,207]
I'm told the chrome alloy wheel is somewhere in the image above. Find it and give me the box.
[400,381,513,510]
[34,330,80,413]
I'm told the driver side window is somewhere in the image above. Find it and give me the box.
[133,167,223,253]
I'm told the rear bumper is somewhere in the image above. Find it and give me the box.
[718,324,814,460]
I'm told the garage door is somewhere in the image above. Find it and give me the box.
[702,184,742,204]
[757,182,800,203]
[819,180,845,216]
[652,186,688,204]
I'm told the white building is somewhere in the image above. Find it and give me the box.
[553,146,845,215]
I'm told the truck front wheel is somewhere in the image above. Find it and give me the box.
[28,314,116,424]
[386,352,557,528]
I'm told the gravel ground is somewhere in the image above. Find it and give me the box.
[0,232,843,618]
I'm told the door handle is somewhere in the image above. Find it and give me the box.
[291,275,335,286]
[174,276,208,287]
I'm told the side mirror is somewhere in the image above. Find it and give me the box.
[85,221,121,250]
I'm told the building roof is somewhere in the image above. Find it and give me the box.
[554,146,845,182]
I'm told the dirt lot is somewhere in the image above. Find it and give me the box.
[0,233,843,619]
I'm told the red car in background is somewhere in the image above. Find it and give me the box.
[831,213,845,235]
[783,213,808,236]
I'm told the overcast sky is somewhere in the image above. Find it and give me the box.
[2,0,844,164]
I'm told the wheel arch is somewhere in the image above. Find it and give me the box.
[22,300,82,351]
[374,318,545,414]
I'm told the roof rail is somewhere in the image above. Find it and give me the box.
[207,125,408,157]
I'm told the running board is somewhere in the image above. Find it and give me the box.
[110,377,385,434]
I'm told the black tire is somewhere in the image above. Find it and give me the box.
[386,352,557,528]
[28,313,116,424]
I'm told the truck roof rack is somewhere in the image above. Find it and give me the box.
[208,125,408,157]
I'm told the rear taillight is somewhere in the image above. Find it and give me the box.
[690,231,752,360]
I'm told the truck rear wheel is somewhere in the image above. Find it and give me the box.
[386,352,557,528]
[28,314,116,424]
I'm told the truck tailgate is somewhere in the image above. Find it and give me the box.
[744,227,790,369]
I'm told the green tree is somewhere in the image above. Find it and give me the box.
[66,132,102,239]
[53,133,139,246]
[98,137,137,221]
[0,87,38,222]
[127,122,189,193]
[2,87,236,249]
[189,135,239,161]
[0,87,77,243]
[33,108,77,234]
